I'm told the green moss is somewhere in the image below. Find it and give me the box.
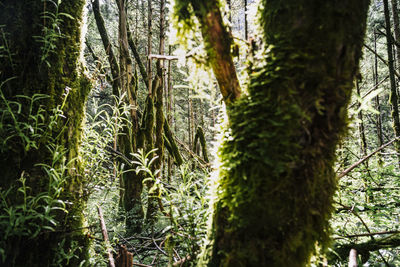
[194,0,370,266]
[0,0,92,265]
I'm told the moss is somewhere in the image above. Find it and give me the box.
[193,126,209,163]
[163,118,183,166]
[194,0,370,266]
[0,0,92,265]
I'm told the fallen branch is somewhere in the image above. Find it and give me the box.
[330,235,400,263]
[97,205,116,267]
[336,230,400,239]
[337,137,398,179]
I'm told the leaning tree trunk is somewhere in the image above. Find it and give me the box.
[174,0,370,266]
[0,1,90,266]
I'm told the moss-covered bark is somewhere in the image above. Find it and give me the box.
[163,118,183,166]
[193,126,209,163]
[0,0,91,266]
[175,0,370,266]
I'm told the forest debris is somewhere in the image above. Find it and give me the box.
[173,255,191,266]
[97,205,116,267]
[115,245,133,267]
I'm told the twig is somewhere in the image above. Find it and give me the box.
[97,205,116,267]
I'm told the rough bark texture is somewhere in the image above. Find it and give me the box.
[188,0,241,105]
[116,0,144,235]
[0,0,91,266]
[146,0,167,225]
[176,0,370,266]
[193,126,209,163]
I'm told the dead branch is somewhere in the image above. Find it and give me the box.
[97,205,116,267]
[337,137,398,179]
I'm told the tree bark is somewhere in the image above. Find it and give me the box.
[115,0,144,235]
[147,0,153,95]
[188,0,241,105]
[374,30,384,148]
[383,0,400,168]
[146,0,166,226]
[175,0,370,265]
[92,0,120,95]
[391,0,400,64]
[356,80,367,155]
[0,1,91,265]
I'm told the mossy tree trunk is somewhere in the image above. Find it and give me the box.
[0,1,91,266]
[174,0,370,266]
[146,0,166,226]
[93,0,145,234]
[115,0,144,235]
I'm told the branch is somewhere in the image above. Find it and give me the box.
[331,235,400,262]
[127,22,148,87]
[149,54,179,61]
[97,205,116,267]
[92,0,120,94]
[363,44,400,78]
[337,230,400,239]
[189,0,241,105]
[337,137,399,179]
[348,74,388,109]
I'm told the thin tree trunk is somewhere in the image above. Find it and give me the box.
[244,0,248,40]
[356,80,368,155]
[92,0,120,95]
[374,30,384,148]
[188,90,193,147]
[147,0,153,95]
[167,45,173,180]
[391,0,400,64]
[383,0,400,168]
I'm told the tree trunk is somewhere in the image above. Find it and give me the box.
[244,0,248,40]
[356,80,368,155]
[147,0,153,95]
[391,0,400,64]
[384,0,400,168]
[374,30,384,148]
[174,0,370,265]
[92,0,120,95]
[0,1,91,266]
[146,0,166,226]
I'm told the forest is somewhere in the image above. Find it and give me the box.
[1,0,400,266]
